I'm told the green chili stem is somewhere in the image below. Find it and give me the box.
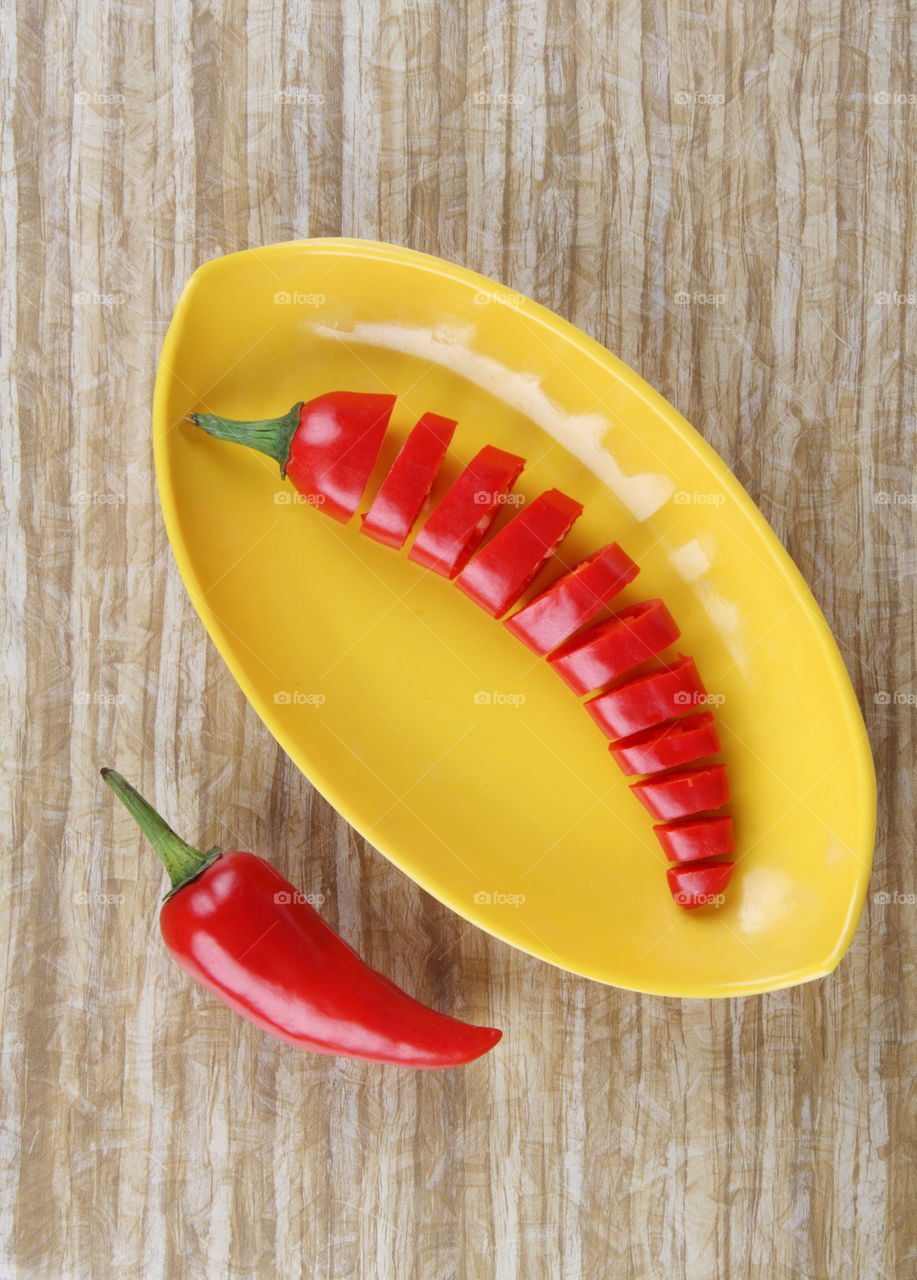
[100,768,221,898]
[188,401,303,476]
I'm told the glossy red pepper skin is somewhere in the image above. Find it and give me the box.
[667,861,734,908]
[584,656,706,739]
[504,542,639,654]
[101,771,501,1069]
[654,815,735,863]
[408,445,526,578]
[190,392,397,524]
[361,412,457,548]
[609,711,721,776]
[630,763,730,820]
[284,393,396,522]
[455,489,584,617]
[548,599,680,696]
[161,852,501,1067]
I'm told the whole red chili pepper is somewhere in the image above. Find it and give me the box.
[190,392,397,523]
[101,770,502,1068]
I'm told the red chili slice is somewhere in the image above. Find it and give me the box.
[503,543,639,654]
[361,412,457,548]
[585,656,706,739]
[609,711,720,775]
[455,489,584,617]
[667,861,734,909]
[630,763,730,820]
[408,445,526,578]
[655,815,736,863]
[548,599,680,696]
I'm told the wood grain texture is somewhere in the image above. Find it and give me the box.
[1,1,914,1277]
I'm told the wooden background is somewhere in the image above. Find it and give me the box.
[1,1,914,1277]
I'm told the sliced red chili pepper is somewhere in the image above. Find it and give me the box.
[584,655,706,739]
[101,770,502,1069]
[190,392,397,523]
[503,542,639,655]
[548,599,680,696]
[360,412,457,549]
[631,763,730,820]
[667,861,734,909]
[655,815,735,863]
[609,711,721,775]
[455,489,584,617]
[408,445,526,578]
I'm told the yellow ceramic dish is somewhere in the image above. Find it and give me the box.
[152,238,876,997]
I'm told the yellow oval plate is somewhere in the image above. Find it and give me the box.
[153,238,876,997]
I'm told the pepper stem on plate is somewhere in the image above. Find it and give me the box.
[189,402,303,476]
[100,768,221,898]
